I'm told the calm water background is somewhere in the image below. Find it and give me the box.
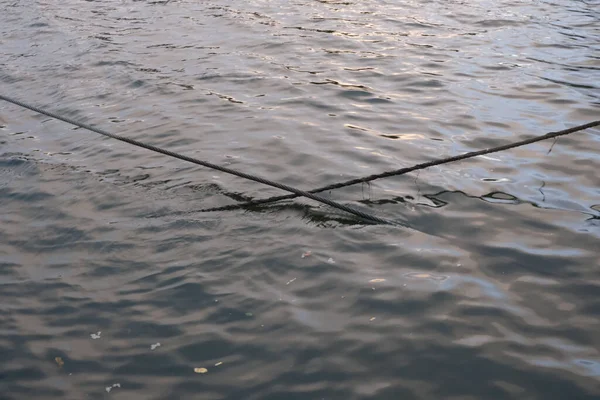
[1,0,599,399]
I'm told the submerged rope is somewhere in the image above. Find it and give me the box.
[198,119,600,212]
[0,94,395,225]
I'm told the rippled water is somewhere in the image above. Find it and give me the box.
[1,0,599,399]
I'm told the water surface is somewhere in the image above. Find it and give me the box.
[1,0,599,399]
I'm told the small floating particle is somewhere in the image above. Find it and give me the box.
[150,343,161,350]
[55,357,64,368]
[194,367,208,374]
[105,383,121,393]
[369,278,386,283]
[286,278,296,285]
[215,362,223,366]
[327,258,335,264]
[301,251,312,259]
[412,273,431,279]
[245,312,253,317]
[370,317,376,321]
[90,331,101,339]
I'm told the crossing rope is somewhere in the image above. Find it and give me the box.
[2,93,598,222]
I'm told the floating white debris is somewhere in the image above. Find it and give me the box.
[90,331,101,340]
[327,258,335,264]
[405,272,447,281]
[475,155,501,161]
[301,251,312,259]
[370,317,376,321]
[286,278,296,285]
[194,367,208,374]
[215,362,223,366]
[105,383,121,393]
[150,343,161,350]
[369,278,386,283]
